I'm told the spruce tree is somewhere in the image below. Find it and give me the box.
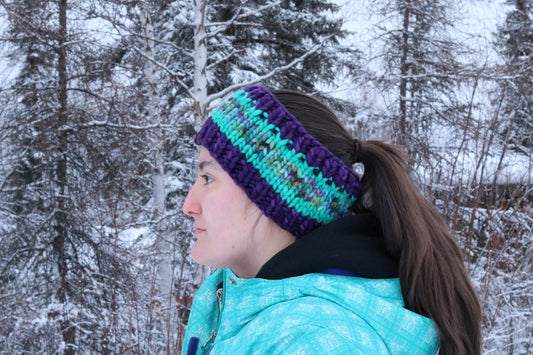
[372,0,462,161]
[205,0,349,93]
[0,1,149,352]
[0,0,361,352]
[497,0,533,152]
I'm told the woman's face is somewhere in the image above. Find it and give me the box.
[182,147,277,277]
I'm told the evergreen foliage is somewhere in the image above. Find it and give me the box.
[0,0,530,353]
[497,0,533,152]
[373,0,463,161]
[0,0,352,352]
[205,0,352,92]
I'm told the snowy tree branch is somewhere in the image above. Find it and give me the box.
[207,1,282,27]
[129,31,194,59]
[204,1,282,40]
[77,120,174,131]
[130,45,194,99]
[206,36,332,109]
[206,49,238,70]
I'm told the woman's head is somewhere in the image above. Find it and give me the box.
[193,85,361,237]
[183,85,360,277]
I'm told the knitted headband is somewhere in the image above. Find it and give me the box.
[196,85,361,237]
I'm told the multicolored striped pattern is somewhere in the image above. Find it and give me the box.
[196,86,361,237]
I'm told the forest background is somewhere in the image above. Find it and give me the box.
[0,0,531,354]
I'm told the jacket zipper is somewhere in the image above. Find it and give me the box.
[201,287,224,352]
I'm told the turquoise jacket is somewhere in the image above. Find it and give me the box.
[182,267,439,354]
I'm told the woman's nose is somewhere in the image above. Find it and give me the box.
[182,185,201,216]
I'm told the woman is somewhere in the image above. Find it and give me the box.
[182,85,481,354]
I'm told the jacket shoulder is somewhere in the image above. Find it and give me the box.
[213,295,389,354]
[213,321,389,354]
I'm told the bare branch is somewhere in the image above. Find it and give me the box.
[206,1,281,27]
[206,49,238,70]
[204,1,281,40]
[206,36,332,109]
[128,30,194,59]
[76,120,173,131]
[129,45,194,99]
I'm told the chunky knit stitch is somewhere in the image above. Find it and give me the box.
[196,85,361,237]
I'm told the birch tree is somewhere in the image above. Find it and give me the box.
[191,0,353,126]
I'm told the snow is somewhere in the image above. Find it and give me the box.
[0,0,531,353]
[0,18,22,87]
[118,226,150,247]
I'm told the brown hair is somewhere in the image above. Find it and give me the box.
[273,89,482,355]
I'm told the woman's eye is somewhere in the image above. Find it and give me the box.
[200,175,213,185]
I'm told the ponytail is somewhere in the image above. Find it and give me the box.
[356,140,481,355]
[272,90,482,354]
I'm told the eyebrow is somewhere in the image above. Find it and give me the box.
[198,159,220,172]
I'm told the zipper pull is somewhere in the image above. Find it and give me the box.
[201,329,217,351]
[202,287,223,352]
[216,288,223,310]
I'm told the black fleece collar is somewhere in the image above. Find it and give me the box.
[256,214,399,280]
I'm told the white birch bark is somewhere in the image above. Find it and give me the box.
[138,5,172,302]
[193,0,208,129]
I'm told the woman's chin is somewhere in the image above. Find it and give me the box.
[190,242,203,262]
[190,242,212,267]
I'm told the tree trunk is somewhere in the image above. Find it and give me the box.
[398,1,410,147]
[138,7,167,219]
[54,0,76,353]
[137,6,175,351]
[193,0,208,129]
